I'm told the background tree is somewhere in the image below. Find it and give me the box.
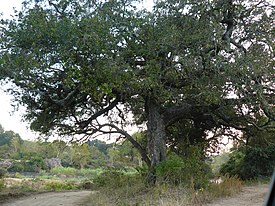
[88,139,112,155]
[0,125,24,159]
[220,119,275,180]
[71,143,91,169]
[0,0,274,182]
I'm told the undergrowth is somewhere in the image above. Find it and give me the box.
[81,171,243,206]
[44,181,78,191]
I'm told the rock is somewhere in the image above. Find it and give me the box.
[0,160,13,169]
[44,158,62,169]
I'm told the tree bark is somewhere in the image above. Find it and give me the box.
[145,97,166,184]
[146,98,166,167]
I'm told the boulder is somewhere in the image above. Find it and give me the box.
[0,160,13,169]
[44,158,62,169]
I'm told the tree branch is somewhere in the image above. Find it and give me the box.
[76,98,120,129]
[96,123,151,167]
[163,103,219,126]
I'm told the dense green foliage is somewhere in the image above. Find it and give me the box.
[0,0,274,174]
[156,148,212,188]
[220,145,275,180]
[0,124,143,173]
[220,123,275,180]
[44,181,78,191]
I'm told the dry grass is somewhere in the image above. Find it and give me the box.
[81,183,190,206]
[191,175,243,205]
[81,175,243,206]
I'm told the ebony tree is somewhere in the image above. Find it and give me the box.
[0,0,274,179]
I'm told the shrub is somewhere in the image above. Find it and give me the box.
[7,162,25,173]
[93,170,125,188]
[50,167,77,177]
[207,175,242,197]
[220,145,275,180]
[0,168,7,179]
[156,153,185,185]
[24,156,46,172]
[156,148,212,189]
[219,150,245,177]
[193,175,242,204]
[7,156,46,173]
[0,179,5,191]
[44,181,77,191]
[93,169,141,189]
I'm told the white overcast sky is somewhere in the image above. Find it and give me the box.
[0,0,37,140]
[0,0,153,140]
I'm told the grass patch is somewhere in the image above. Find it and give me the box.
[44,181,78,191]
[3,178,44,193]
[243,176,271,186]
[50,167,78,176]
[192,175,242,205]
[81,174,243,206]
[49,167,104,179]
[0,179,5,192]
[82,182,192,206]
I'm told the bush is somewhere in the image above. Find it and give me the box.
[0,168,7,179]
[156,154,185,184]
[0,179,5,192]
[156,148,212,189]
[193,175,242,204]
[93,169,141,189]
[93,170,125,188]
[219,150,245,177]
[49,167,104,179]
[44,181,77,191]
[7,156,46,173]
[7,162,25,173]
[50,167,77,177]
[24,156,46,172]
[220,145,275,180]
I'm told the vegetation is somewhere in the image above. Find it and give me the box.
[220,126,275,180]
[0,124,268,205]
[0,124,143,172]
[81,171,242,205]
[155,148,212,188]
[0,0,274,204]
[0,0,274,184]
[220,145,275,180]
[44,181,78,191]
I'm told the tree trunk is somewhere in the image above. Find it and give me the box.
[146,97,166,184]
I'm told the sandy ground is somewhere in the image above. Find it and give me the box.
[0,184,270,206]
[1,190,92,206]
[205,184,269,206]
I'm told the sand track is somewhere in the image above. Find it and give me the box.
[0,184,270,206]
[1,190,92,206]
[206,184,269,206]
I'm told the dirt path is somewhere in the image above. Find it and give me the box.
[1,190,92,206]
[206,184,269,206]
[0,184,269,206]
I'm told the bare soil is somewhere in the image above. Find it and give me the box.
[206,184,269,206]
[1,190,92,206]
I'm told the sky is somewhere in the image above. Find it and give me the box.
[0,0,38,140]
[0,0,153,140]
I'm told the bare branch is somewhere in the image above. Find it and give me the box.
[96,123,151,167]
[77,98,119,129]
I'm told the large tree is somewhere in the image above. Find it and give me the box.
[0,0,274,180]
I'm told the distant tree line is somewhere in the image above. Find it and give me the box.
[0,124,142,173]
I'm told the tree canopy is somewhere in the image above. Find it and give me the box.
[0,0,274,178]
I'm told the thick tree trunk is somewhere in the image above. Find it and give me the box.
[146,98,166,183]
[147,99,166,166]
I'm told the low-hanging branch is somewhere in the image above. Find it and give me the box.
[76,98,120,129]
[94,123,151,167]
